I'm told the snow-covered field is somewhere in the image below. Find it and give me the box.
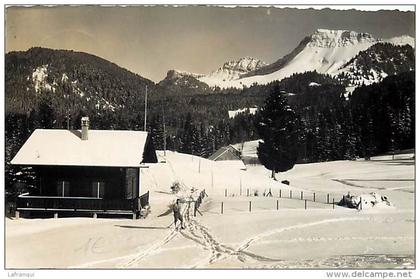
[5,151,415,269]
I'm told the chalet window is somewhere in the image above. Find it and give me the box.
[56,181,70,197]
[92,181,105,198]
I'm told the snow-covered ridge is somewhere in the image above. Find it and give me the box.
[218,56,267,74]
[200,57,267,84]
[383,35,415,47]
[165,69,205,80]
[308,29,378,48]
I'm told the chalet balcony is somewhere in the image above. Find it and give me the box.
[15,191,150,219]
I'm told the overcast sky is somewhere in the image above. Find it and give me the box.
[5,5,415,82]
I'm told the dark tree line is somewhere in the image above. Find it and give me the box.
[256,71,415,168]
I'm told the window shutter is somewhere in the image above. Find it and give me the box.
[56,181,70,197]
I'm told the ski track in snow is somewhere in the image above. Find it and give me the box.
[251,235,414,245]
[184,220,284,268]
[70,226,178,268]
[71,215,408,268]
[236,217,370,252]
[117,227,179,267]
[70,204,412,268]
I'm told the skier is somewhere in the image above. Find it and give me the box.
[173,199,185,230]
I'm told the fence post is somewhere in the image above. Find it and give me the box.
[221,202,224,214]
[313,192,316,202]
[289,190,292,199]
[301,191,303,200]
[304,200,307,210]
[333,198,335,209]
[277,200,279,210]
[360,197,363,210]
[247,188,249,197]
[249,201,252,212]
[225,189,227,197]
[279,189,282,198]
[327,193,330,204]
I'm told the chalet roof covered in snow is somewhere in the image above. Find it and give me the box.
[208,145,242,161]
[11,129,154,167]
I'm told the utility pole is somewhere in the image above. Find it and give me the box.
[162,102,167,157]
[66,112,70,130]
[144,85,148,132]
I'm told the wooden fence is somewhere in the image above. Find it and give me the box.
[219,187,346,214]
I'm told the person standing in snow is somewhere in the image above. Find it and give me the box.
[173,199,185,230]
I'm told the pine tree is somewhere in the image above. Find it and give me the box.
[313,112,329,161]
[255,83,301,180]
[149,115,164,150]
[192,124,208,157]
[37,95,55,129]
[180,113,194,154]
[360,111,376,159]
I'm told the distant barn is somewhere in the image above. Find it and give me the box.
[232,140,261,165]
[208,145,246,170]
[208,145,241,161]
[11,117,157,219]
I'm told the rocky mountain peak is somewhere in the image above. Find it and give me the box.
[219,56,267,73]
[308,29,378,48]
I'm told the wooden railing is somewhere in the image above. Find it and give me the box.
[16,194,140,212]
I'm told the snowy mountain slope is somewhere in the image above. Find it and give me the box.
[199,57,267,86]
[171,29,414,89]
[29,64,119,111]
[216,29,382,88]
[158,69,213,94]
[6,47,155,115]
[141,150,292,195]
[336,43,415,86]
[165,69,204,80]
[158,57,267,90]
[384,35,415,47]
[242,37,312,79]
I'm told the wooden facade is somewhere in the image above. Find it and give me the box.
[35,166,139,199]
[16,165,149,218]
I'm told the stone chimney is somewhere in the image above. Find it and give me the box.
[81,117,89,140]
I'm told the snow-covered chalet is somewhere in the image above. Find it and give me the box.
[11,117,157,219]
